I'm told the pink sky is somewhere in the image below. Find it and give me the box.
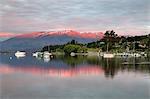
[0,0,149,40]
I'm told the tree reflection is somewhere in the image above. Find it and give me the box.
[0,54,150,78]
[57,56,150,78]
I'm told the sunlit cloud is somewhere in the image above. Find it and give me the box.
[0,0,149,35]
[0,32,19,38]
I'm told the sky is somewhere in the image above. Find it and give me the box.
[0,0,150,41]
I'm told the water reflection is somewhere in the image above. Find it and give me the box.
[0,54,150,78]
[0,65,103,77]
[0,54,150,99]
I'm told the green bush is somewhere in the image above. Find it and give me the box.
[63,44,88,54]
[64,44,81,54]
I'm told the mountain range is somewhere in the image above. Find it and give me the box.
[0,30,103,52]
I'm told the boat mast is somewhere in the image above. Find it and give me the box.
[48,45,50,52]
[133,39,135,53]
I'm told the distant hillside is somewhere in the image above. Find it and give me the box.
[0,30,103,52]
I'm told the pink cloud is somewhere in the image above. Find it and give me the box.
[0,32,19,38]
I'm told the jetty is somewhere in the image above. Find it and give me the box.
[122,62,150,65]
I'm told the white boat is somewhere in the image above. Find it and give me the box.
[70,52,75,56]
[43,51,52,62]
[15,51,26,58]
[43,51,52,58]
[43,51,52,56]
[103,53,115,58]
[32,52,43,57]
[32,53,38,57]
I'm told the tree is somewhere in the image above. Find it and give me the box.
[103,30,119,52]
[104,30,110,38]
[70,39,76,44]
[110,30,115,37]
[104,30,110,52]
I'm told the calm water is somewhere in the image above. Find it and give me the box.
[0,54,150,99]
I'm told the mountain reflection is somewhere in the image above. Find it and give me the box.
[0,54,150,78]
[0,65,103,77]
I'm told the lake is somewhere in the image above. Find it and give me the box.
[0,54,150,99]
